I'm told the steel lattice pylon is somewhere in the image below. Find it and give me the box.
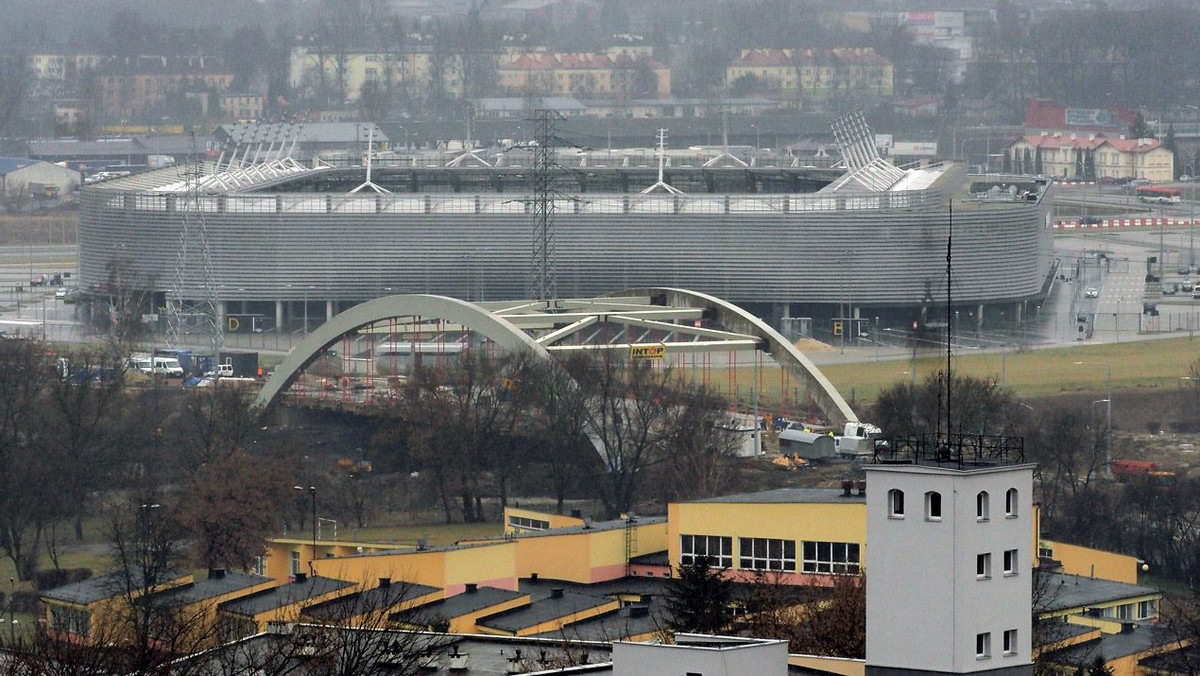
[530,109,558,303]
[166,130,224,355]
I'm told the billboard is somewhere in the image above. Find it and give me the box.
[1064,108,1119,128]
[892,141,938,156]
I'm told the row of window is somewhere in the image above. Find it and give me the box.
[680,535,860,574]
[508,515,551,531]
[888,488,1019,521]
[977,629,1019,659]
[976,549,1020,578]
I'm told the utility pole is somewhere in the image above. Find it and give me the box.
[530,110,559,303]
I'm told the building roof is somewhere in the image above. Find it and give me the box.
[730,47,890,68]
[303,580,441,621]
[215,122,389,145]
[219,575,355,617]
[41,569,190,605]
[470,96,587,112]
[146,571,274,607]
[173,629,615,674]
[690,487,865,505]
[477,589,614,633]
[395,586,527,624]
[1020,133,1163,154]
[0,157,40,174]
[629,550,669,566]
[1044,623,1175,664]
[1039,572,1160,614]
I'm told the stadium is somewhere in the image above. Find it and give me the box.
[77,123,1054,341]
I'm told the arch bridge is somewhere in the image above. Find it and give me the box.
[254,287,858,426]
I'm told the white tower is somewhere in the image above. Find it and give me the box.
[865,442,1034,676]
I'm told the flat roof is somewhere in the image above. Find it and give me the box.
[477,590,614,633]
[219,576,354,617]
[303,581,441,621]
[1039,573,1160,613]
[690,487,866,505]
[147,572,274,607]
[41,569,190,605]
[395,586,527,624]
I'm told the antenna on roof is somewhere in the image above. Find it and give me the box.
[703,105,748,168]
[349,125,390,194]
[641,128,684,194]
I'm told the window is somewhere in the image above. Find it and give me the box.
[1003,549,1018,576]
[1116,603,1134,621]
[1139,599,1158,619]
[508,515,550,531]
[252,555,265,576]
[925,491,942,520]
[739,538,796,571]
[802,541,861,574]
[977,553,992,579]
[1003,629,1017,655]
[290,550,300,576]
[977,491,990,521]
[50,606,90,637]
[681,535,733,568]
[1005,488,1019,517]
[888,489,905,518]
[976,632,991,659]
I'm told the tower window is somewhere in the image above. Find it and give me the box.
[1005,488,1019,517]
[977,553,992,579]
[977,491,990,521]
[888,489,905,518]
[976,632,991,659]
[1004,549,1018,576]
[925,491,942,521]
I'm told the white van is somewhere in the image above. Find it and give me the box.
[152,356,184,377]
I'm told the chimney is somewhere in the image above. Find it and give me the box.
[855,480,866,496]
[378,577,391,589]
[550,587,564,599]
[465,583,478,593]
[583,518,592,529]
[841,479,853,496]
[208,568,226,580]
[530,573,539,583]
[294,572,308,584]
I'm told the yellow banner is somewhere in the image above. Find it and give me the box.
[629,343,666,360]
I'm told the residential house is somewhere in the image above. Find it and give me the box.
[1007,133,1173,182]
[725,48,893,102]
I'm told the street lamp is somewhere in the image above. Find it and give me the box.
[8,577,14,645]
[750,123,760,150]
[294,485,316,569]
[1074,361,1113,480]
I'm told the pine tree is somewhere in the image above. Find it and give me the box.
[664,556,735,634]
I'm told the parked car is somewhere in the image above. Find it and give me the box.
[1130,178,1151,187]
[54,288,67,300]
[1164,283,1180,295]
[1184,280,1196,293]
[29,273,45,286]
[1181,175,1193,182]
[1085,287,1100,298]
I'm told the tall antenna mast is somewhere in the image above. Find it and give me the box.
[946,203,953,437]
[641,128,684,194]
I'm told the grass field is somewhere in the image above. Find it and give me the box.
[704,336,1200,412]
